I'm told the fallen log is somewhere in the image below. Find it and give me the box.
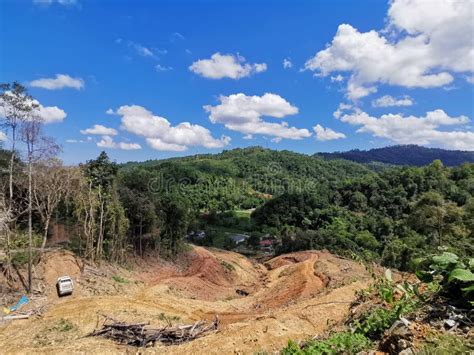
[88,315,219,347]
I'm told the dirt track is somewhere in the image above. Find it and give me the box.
[0,247,372,354]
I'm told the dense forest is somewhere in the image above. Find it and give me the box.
[1,83,473,295]
[316,145,474,167]
[120,146,474,271]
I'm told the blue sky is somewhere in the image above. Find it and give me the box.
[1,0,473,164]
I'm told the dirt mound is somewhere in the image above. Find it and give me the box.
[264,251,315,270]
[139,247,262,301]
[0,247,373,354]
[36,250,83,297]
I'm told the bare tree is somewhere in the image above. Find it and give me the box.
[32,159,76,249]
[0,82,37,204]
[74,175,99,259]
[21,115,60,293]
[0,192,11,262]
[0,82,38,264]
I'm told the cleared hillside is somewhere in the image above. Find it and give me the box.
[0,246,372,353]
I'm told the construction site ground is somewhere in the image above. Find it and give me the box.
[0,246,373,354]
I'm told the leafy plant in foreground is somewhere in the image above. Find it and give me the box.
[414,251,474,306]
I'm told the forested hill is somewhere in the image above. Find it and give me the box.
[315,145,474,167]
[120,147,374,211]
[121,146,373,183]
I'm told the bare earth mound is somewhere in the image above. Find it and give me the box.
[0,247,372,354]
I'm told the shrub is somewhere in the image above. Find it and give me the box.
[282,332,372,355]
[112,275,129,284]
[414,251,474,306]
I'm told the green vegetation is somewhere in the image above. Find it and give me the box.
[252,160,474,271]
[112,275,129,284]
[282,333,372,355]
[219,259,235,271]
[282,250,472,354]
[52,319,76,332]
[414,252,474,306]
[316,144,474,167]
[419,333,473,354]
[157,312,181,326]
[33,319,77,347]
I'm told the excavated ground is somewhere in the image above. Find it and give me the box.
[0,246,372,354]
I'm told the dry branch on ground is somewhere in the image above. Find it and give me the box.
[88,315,219,347]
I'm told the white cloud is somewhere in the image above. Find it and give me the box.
[120,40,165,59]
[33,0,77,5]
[145,138,187,152]
[115,105,230,151]
[0,131,7,142]
[80,124,117,136]
[35,101,67,123]
[313,124,346,141]
[283,58,293,69]
[339,108,473,150]
[372,95,414,107]
[106,108,115,115]
[0,92,66,124]
[29,74,84,90]
[333,103,353,119]
[331,74,344,82]
[134,45,153,57]
[170,32,185,42]
[305,0,474,100]
[155,64,172,72]
[204,93,311,140]
[97,136,141,150]
[189,53,267,79]
[66,139,85,143]
[127,42,155,57]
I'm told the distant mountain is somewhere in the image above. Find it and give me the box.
[315,145,474,167]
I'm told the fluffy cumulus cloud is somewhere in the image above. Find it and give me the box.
[35,100,67,123]
[189,53,267,79]
[97,136,141,150]
[80,124,117,136]
[204,93,311,140]
[0,131,7,141]
[372,95,414,107]
[0,94,66,124]
[30,74,84,90]
[333,103,353,119]
[337,106,474,150]
[115,105,230,151]
[313,124,346,141]
[305,0,474,100]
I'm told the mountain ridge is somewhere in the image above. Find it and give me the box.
[314,144,474,167]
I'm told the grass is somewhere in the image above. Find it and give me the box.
[112,275,129,284]
[220,259,235,272]
[206,225,247,249]
[33,319,77,347]
[282,332,372,355]
[52,318,76,332]
[234,209,253,218]
[419,333,473,354]
[157,312,181,326]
